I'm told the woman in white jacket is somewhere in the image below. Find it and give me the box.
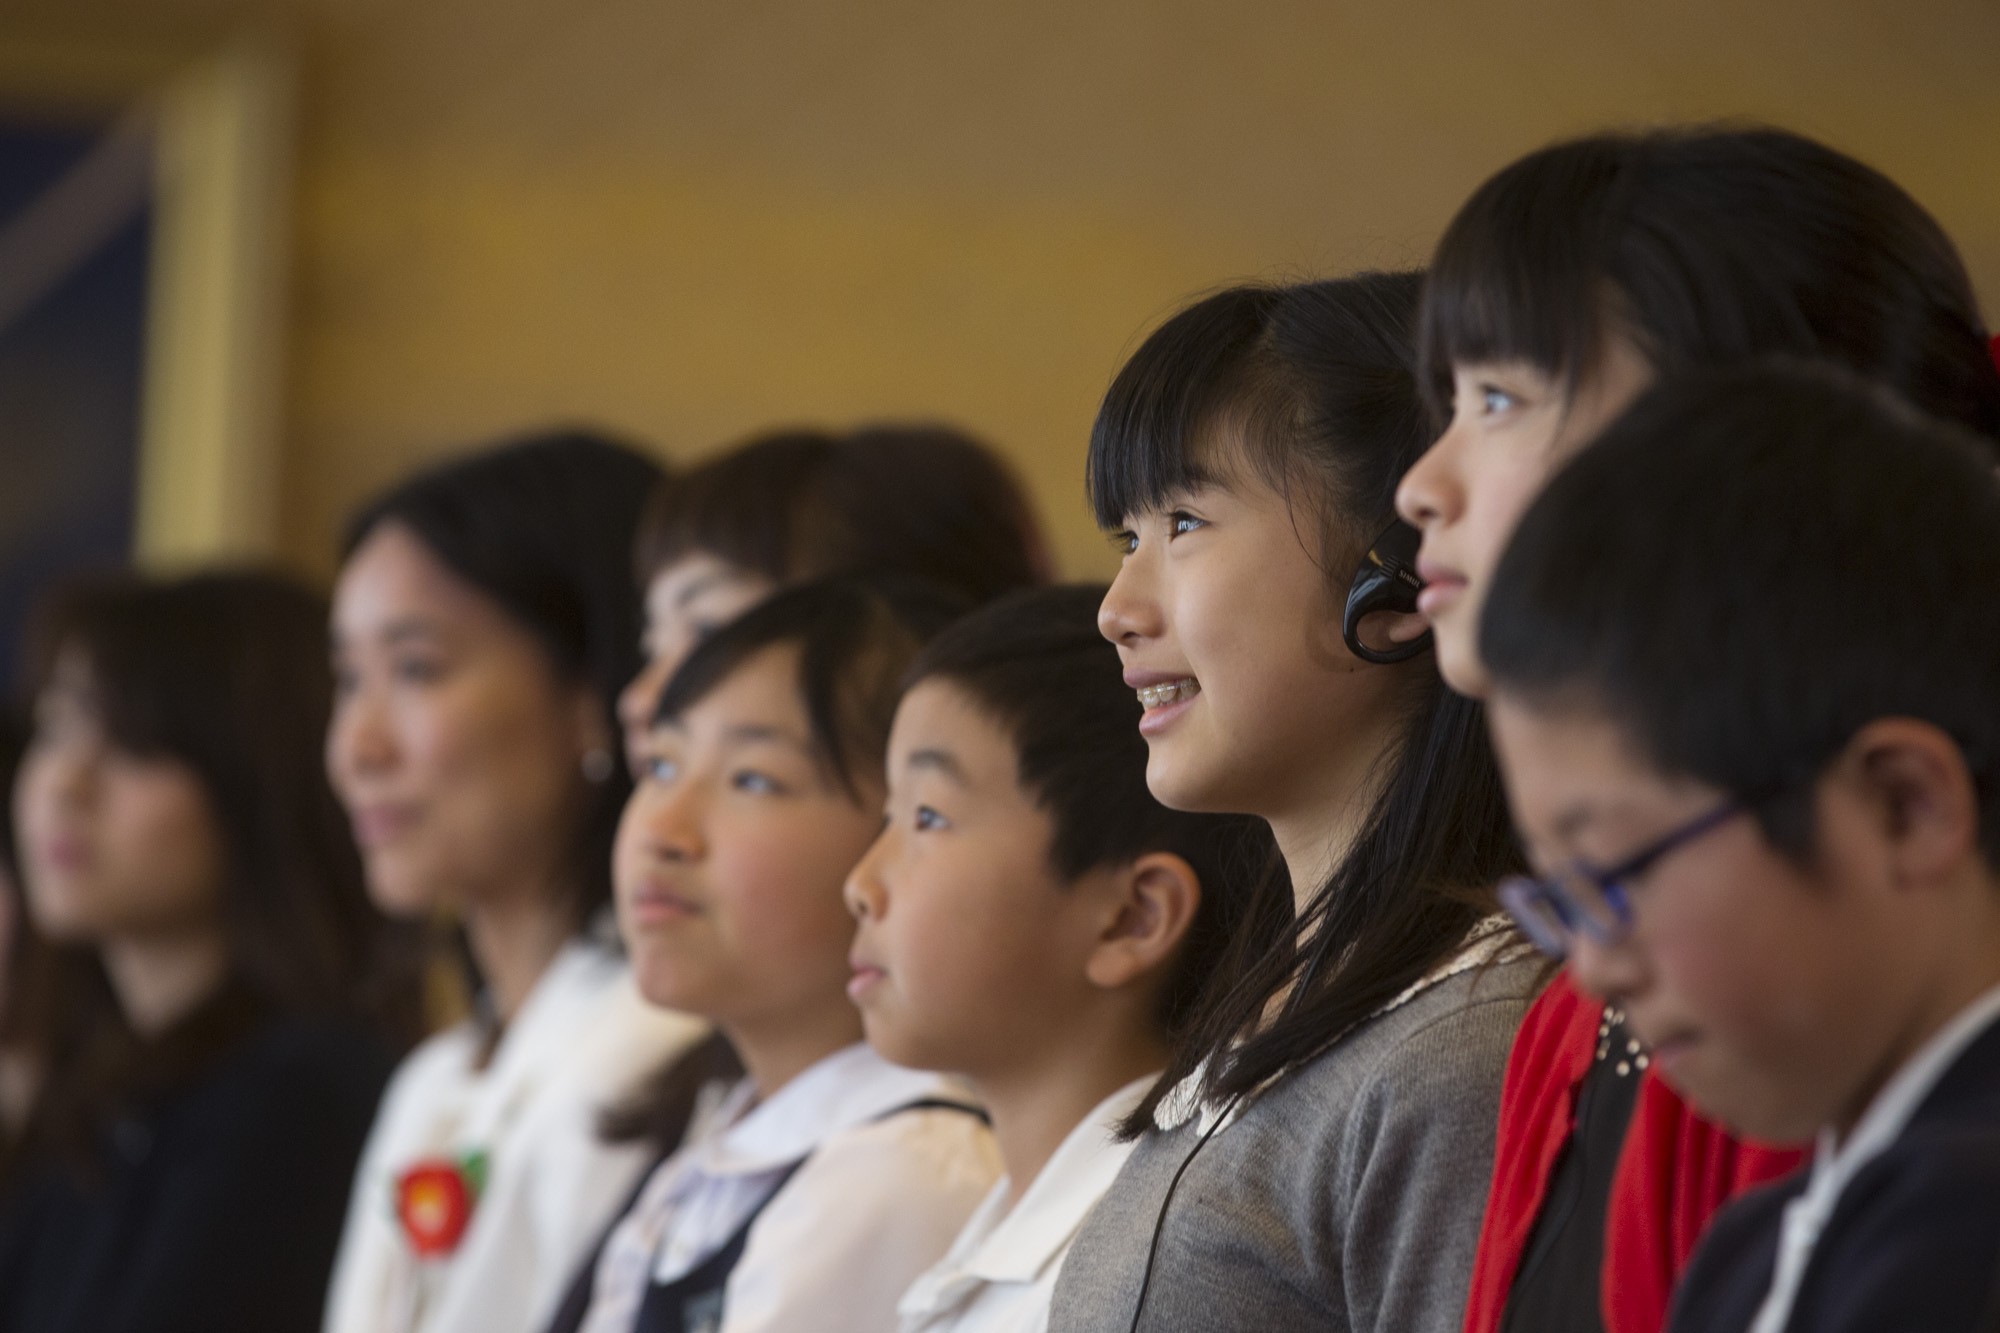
[323,432,705,1333]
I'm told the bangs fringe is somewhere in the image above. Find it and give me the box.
[654,577,968,797]
[1417,134,1641,421]
[1087,288,1279,528]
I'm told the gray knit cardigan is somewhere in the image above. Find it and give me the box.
[1047,951,1544,1333]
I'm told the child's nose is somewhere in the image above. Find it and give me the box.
[1395,428,1465,532]
[1566,932,1649,1010]
[640,785,707,862]
[1098,558,1163,646]
[843,832,890,921]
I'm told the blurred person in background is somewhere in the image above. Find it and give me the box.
[0,570,409,1333]
[0,712,39,1140]
[616,424,1052,774]
[323,431,707,1333]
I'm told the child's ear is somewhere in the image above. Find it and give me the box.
[1842,717,1981,892]
[1084,853,1201,992]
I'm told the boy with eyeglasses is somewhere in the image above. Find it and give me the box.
[1478,362,2000,1332]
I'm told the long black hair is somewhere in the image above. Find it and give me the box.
[345,428,665,931]
[1420,124,2000,438]
[1089,274,1525,1121]
[7,570,412,1172]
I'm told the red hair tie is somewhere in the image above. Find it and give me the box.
[1990,333,1999,374]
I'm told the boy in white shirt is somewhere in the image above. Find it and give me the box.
[1477,364,2000,1331]
[845,586,1273,1333]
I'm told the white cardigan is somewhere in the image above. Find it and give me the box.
[324,939,706,1333]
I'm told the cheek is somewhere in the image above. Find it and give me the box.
[1180,543,1332,707]
[885,850,1075,1042]
[610,791,656,916]
[1645,875,1852,1113]
[1460,446,1558,583]
[715,816,871,976]
[889,863,1007,995]
[87,776,223,928]
[422,687,576,843]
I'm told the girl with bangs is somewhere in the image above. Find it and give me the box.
[1393,125,2000,1333]
[1049,272,1544,1333]
[554,579,999,1333]
[0,571,409,1333]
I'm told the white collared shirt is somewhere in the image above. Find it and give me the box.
[579,1042,1001,1333]
[896,1075,1156,1333]
[1749,980,2000,1333]
[324,938,708,1333]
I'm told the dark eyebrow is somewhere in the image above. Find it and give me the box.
[721,722,816,755]
[905,747,969,785]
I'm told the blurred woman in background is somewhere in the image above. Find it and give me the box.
[0,570,407,1333]
[616,423,1051,772]
[324,431,707,1333]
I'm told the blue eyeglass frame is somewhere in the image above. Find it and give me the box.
[1498,796,1753,959]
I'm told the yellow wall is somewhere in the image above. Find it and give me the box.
[8,0,2000,580]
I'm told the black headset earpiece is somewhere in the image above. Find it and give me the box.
[1341,519,1432,665]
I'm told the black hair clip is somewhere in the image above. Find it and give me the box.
[1342,520,1433,665]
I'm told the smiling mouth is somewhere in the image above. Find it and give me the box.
[1136,679,1200,710]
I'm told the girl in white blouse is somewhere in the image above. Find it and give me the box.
[560,578,1001,1333]
[324,434,706,1333]
[842,586,1273,1333]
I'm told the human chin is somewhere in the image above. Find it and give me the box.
[628,933,715,1012]
[1664,1044,1817,1144]
[856,994,935,1070]
[1141,725,1236,814]
[1427,581,1494,698]
[358,850,441,919]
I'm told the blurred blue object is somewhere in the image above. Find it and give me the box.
[0,120,152,692]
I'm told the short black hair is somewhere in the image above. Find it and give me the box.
[657,577,972,799]
[345,428,665,929]
[1421,125,2000,443]
[904,585,1277,1036]
[1482,361,2000,861]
